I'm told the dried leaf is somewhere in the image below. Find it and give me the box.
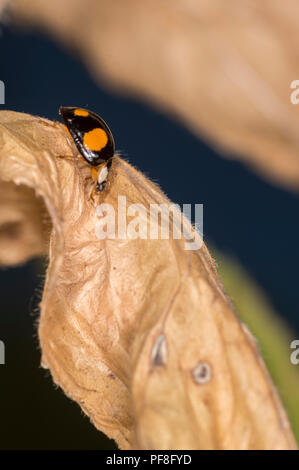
[0,110,296,449]
[0,180,49,265]
[9,0,299,189]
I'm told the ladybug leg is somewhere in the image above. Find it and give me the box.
[91,160,112,192]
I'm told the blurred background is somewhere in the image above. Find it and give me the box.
[0,2,299,449]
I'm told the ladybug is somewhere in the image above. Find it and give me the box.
[59,106,115,191]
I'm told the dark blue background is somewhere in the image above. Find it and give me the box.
[0,25,298,448]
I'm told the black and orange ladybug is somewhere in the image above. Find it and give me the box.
[59,106,115,191]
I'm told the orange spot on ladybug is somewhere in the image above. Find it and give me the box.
[74,108,89,117]
[83,128,108,152]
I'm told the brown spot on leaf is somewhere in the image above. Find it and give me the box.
[151,334,167,367]
[192,362,211,385]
